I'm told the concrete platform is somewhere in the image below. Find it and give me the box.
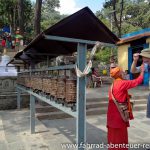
[0,109,150,150]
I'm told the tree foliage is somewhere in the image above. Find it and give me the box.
[0,0,33,34]
[0,0,62,36]
[41,0,66,31]
[95,0,150,63]
[97,0,150,37]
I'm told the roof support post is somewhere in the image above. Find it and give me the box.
[30,95,35,134]
[76,43,87,149]
[17,88,21,109]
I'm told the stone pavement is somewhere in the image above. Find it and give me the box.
[0,109,150,150]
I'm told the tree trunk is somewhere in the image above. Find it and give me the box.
[34,0,42,36]
[112,0,120,37]
[119,0,124,37]
[112,0,124,37]
[18,0,24,34]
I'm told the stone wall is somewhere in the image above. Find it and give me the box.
[0,77,29,110]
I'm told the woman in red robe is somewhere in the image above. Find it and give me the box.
[107,66,144,150]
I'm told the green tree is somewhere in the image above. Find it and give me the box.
[34,0,42,35]
[124,0,150,29]
[41,0,63,30]
[94,47,117,64]
[0,0,33,34]
[18,0,24,34]
[33,0,60,35]
[97,0,150,36]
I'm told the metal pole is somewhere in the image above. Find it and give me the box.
[111,14,113,32]
[30,95,35,134]
[76,43,87,149]
[17,88,21,109]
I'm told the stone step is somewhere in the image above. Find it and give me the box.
[132,104,148,111]
[36,98,147,113]
[86,95,148,102]
[35,89,148,120]
[36,103,147,120]
[131,99,147,105]
[87,103,147,116]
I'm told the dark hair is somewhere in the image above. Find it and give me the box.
[3,37,6,40]
[91,67,95,72]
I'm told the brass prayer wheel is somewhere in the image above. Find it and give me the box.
[57,78,66,99]
[65,79,76,103]
[25,77,30,88]
[42,77,52,94]
[31,76,38,90]
[51,77,57,97]
[38,76,43,91]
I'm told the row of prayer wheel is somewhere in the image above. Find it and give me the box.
[17,75,76,103]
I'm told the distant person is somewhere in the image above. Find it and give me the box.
[107,66,144,150]
[91,67,100,77]
[124,70,130,80]
[91,67,102,87]
[1,37,6,47]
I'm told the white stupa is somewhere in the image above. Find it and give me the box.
[0,48,17,76]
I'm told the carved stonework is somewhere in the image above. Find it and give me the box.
[0,77,17,92]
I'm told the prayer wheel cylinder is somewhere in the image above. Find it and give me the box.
[51,78,57,97]
[32,76,37,90]
[43,77,52,94]
[65,79,76,103]
[57,78,66,99]
[38,76,43,91]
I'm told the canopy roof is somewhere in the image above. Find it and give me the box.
[12,7,119,64]
[117,28,150,45]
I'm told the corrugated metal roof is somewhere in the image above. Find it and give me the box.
[117,32,150,45]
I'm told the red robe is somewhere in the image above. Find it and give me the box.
[1,40,6,47]
[107,75,143,150]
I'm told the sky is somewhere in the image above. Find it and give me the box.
[31,0,105,15]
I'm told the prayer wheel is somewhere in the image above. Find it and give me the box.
[30,75,34,89]
[42,77,47,93]
[25,77,30,88]
[65,79,76,103]
[38,76,43,91]
[57,77,66,99]
[51,77,57,97]
[42,77,52,94]
[31,76,38,90]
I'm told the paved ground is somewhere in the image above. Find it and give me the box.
[0,109,150,150]
[0,85,150,150]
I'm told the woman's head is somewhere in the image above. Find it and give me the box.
[140,49,150,65]
[142,57,150,65]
